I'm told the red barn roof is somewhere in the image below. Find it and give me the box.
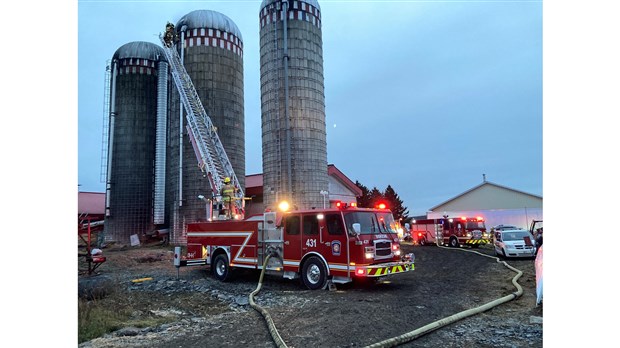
[328,164,363,196]
[243,165,361,197]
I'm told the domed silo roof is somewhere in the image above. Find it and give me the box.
[260,0,321,11]
[176,10,243,41]
[112,41,166,61]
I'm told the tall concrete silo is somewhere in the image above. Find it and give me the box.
[166,10,245,244]
[259,0,328,210]
[104,41,167,244]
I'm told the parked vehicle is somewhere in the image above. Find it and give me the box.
[493,229,537,258]
[174,203,415,290]
[410,216,489,247]
[491,224,520,232]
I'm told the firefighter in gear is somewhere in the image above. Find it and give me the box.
[220,177,235,219]
[164,22,176,47]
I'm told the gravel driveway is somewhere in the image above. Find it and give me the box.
[79,242,543,347]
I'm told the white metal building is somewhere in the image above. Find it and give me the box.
[427,180,542,230]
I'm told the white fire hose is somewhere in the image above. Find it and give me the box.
[249,254,289,348]
[249,246,523,348]
[364,245,524,348]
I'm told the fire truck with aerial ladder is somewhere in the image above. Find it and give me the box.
[159,26,415,289]
[176,203,415,290]
[409,216,490,247]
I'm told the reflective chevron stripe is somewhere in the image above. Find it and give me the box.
[366,264,414,277]
[465,239,489,245]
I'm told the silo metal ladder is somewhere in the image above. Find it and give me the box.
[159,34,245,217]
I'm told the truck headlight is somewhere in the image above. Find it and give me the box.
[365,246,374,259]
[391,244,401,256]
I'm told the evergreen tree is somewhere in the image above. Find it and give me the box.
[355,181,410,223]
[384,185,409,222]
[355,180,372,208]
[369,187,385,208]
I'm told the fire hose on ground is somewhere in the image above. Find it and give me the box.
[249,246,523,348]
[249,253,289,348]
[364,245,524,348]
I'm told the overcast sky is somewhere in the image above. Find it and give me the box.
[77,0,542,216]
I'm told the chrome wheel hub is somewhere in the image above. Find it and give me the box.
[307,264,320,284]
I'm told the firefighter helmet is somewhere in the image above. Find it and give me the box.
[224,177,231,184]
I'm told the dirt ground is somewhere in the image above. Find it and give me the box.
[78,241,543,347]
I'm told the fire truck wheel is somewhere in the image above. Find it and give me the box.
[449,237,459,248]
[302,256,327,290]
[213,254,232,282]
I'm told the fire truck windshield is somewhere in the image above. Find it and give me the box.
[466,221,485,230]
[344,211,398,235]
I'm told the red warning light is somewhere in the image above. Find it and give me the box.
[476,216,483,221]
[350,202,357,207]
[460,216,467,221]
[377,203,386,209]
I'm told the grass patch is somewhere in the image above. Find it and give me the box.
[77,288,175,344]
[78,299,128,343]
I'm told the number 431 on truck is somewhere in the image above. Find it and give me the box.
[174,204,415,290]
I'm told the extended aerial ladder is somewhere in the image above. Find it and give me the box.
[159,29,245,218]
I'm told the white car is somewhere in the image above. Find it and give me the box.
[491,224,519,232]
[493,229,537,258]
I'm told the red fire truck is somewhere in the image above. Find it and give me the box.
[174,203,415,290]
[410,216,489,247]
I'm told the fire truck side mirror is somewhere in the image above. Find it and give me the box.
[350,223,361,237]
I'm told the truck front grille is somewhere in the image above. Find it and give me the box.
[375,241,392,258]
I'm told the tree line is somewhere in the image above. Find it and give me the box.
[354,181,410,223]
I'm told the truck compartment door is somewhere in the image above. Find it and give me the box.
[282,215,302,272]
